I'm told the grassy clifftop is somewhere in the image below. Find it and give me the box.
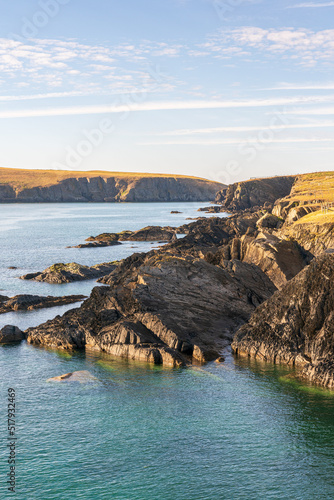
[0,167,224,203]
[286,171,334,204]
[0,167,207,191]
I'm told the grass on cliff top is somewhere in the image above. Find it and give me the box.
[295,209,334,225]
[287,171,334,204]
[0,167,216,190]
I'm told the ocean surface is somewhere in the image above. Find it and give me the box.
[1,203,334,500]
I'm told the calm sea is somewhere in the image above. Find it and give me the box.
[1,203,334,500]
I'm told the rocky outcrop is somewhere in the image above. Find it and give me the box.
[0,168,224,203]
[0,294,86,313]
[278,222,334,257]
[216,176,296,210]
[20,262,117,284]
[272,171,334,221]
[232,253,334,388]
[0,325,24,343]
[72,226,177,248]
[25,249,275,367]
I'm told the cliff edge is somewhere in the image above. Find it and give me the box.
[0,168,224,203]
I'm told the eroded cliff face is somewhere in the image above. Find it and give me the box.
[216,176,296,210]
[0,175,223,203]
[232,253,334,388]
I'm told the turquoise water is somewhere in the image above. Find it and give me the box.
[1,204,334,499]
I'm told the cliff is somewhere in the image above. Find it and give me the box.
[216,175,296,210]
[232,252,334,389]
[272,171,334,222]
[0,168,224,203]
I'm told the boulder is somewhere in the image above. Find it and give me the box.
[0,325,24,343]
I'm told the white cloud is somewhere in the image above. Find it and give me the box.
[258,83,334,90]
[156,121,334,136]
[138,138,334,146]
[287,107,334,115]
[199,27,334,66]
[0,95,333,119]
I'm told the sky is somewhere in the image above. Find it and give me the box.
[0,0,334,184]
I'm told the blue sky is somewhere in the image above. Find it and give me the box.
[0,0,334,183]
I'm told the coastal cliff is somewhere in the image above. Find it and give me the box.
[232,252,334,389]
[215,175,296,210]
[0,168,224,203]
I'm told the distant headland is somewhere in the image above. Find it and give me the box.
[0,167,224,203]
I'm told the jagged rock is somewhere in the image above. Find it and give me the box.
[256,212,283,229]
[215,176,296,210]
[72,226,178,248]
[0,325,24,343]
[279,222,334,257]
[232,253,334,389]
[20,262,117,284]
[25,252,275,367]
[0,294,86,314]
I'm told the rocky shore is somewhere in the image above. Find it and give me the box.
[7,170,334,388]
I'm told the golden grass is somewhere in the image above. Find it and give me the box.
[287,171,334,204]
[295,209,334,225]
[0,167,213,190]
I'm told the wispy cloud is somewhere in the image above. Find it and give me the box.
[258,83,334,91]
[0,95,333,119]
[287,2,334,8]
[155,121,334,136]
[286,107,334,115]
[138,138,334,146]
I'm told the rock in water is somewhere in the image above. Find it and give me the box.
[20,262,117,284]
[26,253,275,367]
[47,370,98,383]
[232,253,334,389]
[0,325,24,343]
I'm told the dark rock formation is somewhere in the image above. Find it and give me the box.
[0,294,86,313]
[216,176,296,210]
[0,325,24,343]
[84,226,177,244]
[25,250,275,367]
[20,262,117,284]
[232,253,334,388]
[256,213,283,230]
[279,222,334,257]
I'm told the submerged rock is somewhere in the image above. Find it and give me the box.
[232,253,334,389]
[47,370,98,383]
[0,325,24,343]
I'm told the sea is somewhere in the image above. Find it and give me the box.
[1,203,334,500]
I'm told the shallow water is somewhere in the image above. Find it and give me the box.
[1,203,334,500]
